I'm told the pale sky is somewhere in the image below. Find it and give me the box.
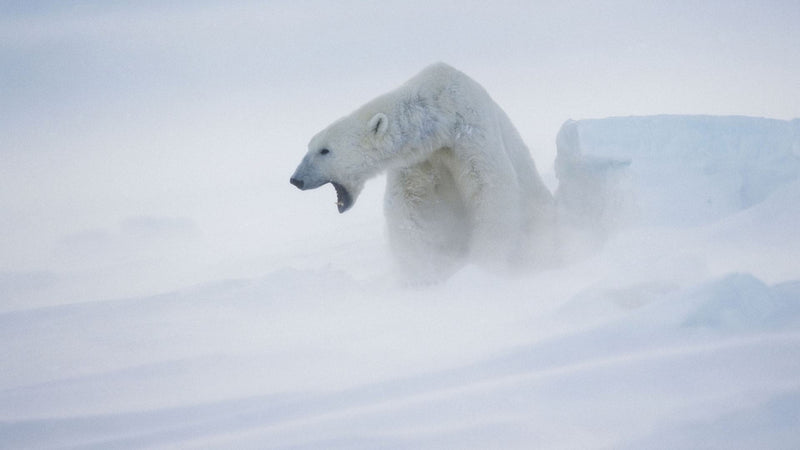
[3,1,799,145]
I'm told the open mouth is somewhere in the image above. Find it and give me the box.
[331,182,353,213]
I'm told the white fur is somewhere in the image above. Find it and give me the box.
[295,63,554,281]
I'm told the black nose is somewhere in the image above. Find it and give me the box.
[290,177,304,189]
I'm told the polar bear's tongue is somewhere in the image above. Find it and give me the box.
[331,182,352,214]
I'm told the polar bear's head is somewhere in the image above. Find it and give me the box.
[290,112,390,213]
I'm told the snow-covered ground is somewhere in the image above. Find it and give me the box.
[3,2,800,449]
[3,114,798,449]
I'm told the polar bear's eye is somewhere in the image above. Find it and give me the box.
[319,148,330,155]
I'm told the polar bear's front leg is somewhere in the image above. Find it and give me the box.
[454,148,525,270]
[384,162,470,283]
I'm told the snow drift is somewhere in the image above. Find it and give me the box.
[2,115,799,449]
[556,115,800,227]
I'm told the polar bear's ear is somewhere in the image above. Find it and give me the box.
[368,113,388,137]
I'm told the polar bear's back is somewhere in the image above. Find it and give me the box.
[409,63,555,241]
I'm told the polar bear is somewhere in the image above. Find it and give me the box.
[290,63,553,281]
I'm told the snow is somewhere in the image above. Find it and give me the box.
[3,2,800,449]
[2,114,798,449]
[561,115,800,226]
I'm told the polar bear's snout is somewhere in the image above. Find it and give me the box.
[289,172,325,191]
[289,157,326,191]
[290,158,356,214]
